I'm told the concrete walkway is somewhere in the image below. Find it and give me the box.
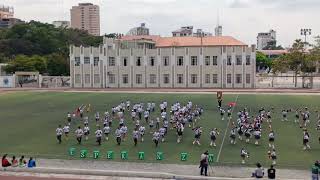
[0,158,310,180]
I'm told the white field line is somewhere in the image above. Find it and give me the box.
[216,94,239,163]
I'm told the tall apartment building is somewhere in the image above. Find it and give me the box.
[257,29,276,50]
[127,23,149,36]
[70,3,100,36]
[69,35,256,89]
[172,26,212,37]
[0,5,14,19]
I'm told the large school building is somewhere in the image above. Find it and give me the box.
[69,35,256,88]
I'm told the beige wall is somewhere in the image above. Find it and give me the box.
[70,42,256,88]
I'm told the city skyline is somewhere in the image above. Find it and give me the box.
[2,0,320,47]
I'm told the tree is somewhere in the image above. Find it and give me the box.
[271,55,289,73]
[0,21,103,75]
[4,55,47,74]
[309,36,320,65]
[46,53,69,76]
[256,51,272,72]
[262,40,285,50]
[271,39,316,87]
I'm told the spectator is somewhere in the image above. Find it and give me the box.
[19,156,27,167]
[312,161,319,180]
[252,163,264,178]
[316,161,320,169]
[267,165,276,179]
[27,157,36,168]
[11,156,18,167]
[199,151,209,176]
[2,154,11,167]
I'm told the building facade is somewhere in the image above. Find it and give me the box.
[70,3,100,36]
[70,36,256,89]
[53,21,70,28]
[215,25,222,36]
[257,30,276,50]
[0,5,13,19]
[172,26,212,37]
[0,18,24,28]
[127,23,149,36]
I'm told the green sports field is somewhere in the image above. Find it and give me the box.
[0,91,319,168]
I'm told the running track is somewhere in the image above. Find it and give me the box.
[0,176,79,180]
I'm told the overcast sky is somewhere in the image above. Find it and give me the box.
[2,0,320,47]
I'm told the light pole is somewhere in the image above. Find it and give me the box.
[300,28,312,44]
[300,28,312,88]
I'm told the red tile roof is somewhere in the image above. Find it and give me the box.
[156,36,247,47]
[259,50,288,55]
[120,35,247,47]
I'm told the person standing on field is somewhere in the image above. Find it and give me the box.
[56,125,63,144]
[152,131,160,147]
[103,124,111,141]
[209,128,219,147]
[95,127,103,146]
[139,125,145,142]
[192,127,202,146]
[67,112,71,125]
[199,151,209,176]
[177,122,184,143]
[132,128,139,146]
[115,126,122,145]
[83,124,90,140]
[75,126,83,144]
[220,108,225,121]
[63,124,70,139]
[303,129,311,150]
[240,147,249,164]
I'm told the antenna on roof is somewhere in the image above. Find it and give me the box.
[215,9,223,36]
[217,9,220,26]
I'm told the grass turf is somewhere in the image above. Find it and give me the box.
[0,92,319,168]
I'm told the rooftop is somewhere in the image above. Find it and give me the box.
[78,3,94,6]
[120,35,160,42]
[258,49,288,55]
[119,35,247,47]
